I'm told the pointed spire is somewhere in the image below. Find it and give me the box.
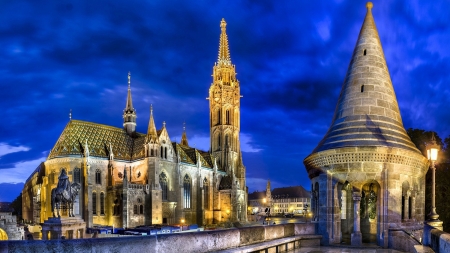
[123,72,137,136]
[125,71,134,112]
[217,18,231,66]
[181,122,189,146]
[311,2,420,154]
[146,104,158,143]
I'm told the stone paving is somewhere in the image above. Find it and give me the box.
[287,246,406,253]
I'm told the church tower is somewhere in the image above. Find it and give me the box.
[123,72,137,136]
[209,18,243,181]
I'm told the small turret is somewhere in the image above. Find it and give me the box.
[123,72,137,136]
[181,122,189,146]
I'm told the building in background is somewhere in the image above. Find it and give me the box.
[22,19,247,229]
[248,180,310,215]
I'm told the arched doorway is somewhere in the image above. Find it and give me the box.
[340,182,353,244]
[361,181,380,243]
[0,228,8,240]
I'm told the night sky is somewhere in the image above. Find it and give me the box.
[1,0,449,202]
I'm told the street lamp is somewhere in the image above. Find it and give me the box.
[427,133,440,221]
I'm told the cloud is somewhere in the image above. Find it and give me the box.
[0,143,30,157]
[0,156,46,184]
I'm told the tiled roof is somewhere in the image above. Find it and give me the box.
[272,186,310,198]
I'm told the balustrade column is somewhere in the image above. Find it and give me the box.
[351,192,362,246]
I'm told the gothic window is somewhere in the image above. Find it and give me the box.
[160,172,168,201]
[95,169,101,185]
[225,134,229,147]
[204,178,209,210]
[151,149,154,156]
[74,168,81,183]
[217,109,221,124]
[165,147,167,159]
[140,205,143,215]
[100,192,105,215]
[92,192,97,215]
[133,205,138,215]
[160,146,163,158]
[183,174,192,209]
[218,135,221,149]
[226,110,230,124]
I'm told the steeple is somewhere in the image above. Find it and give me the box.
[218,18,231,66]
[146,105,158,144]
[123,72,137,136]
[181,122,189,146]
[312,2,419,154]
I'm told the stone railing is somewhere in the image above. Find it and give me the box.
[420,224,450,253]
[0,223,320,253]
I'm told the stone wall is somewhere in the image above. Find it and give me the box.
[0,223,318,253]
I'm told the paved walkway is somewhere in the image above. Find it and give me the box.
[287,246,406,253]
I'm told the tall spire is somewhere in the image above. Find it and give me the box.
[181,122,189,146]
[217,18,231,66]
[146,105,158,143]
[123,72,137,136]
[311,2,419,154]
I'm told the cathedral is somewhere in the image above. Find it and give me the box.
[22,18,247,228]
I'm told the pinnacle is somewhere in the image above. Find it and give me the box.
[217,18,231,65]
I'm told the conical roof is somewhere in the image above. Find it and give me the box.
[312,2,420,154]
[181,122,188,146]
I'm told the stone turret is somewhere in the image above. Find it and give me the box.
[303,2,428,247]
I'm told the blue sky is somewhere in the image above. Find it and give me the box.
[1,0,449,202]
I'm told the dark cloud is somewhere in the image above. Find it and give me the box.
[0,0,449,201]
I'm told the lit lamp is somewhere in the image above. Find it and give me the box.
[426,133,440,221]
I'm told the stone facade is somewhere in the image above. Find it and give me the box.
[0,212,24,240]
[303,2,428,247]
[22,19,247,229]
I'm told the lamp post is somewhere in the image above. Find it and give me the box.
[426,133,440,221]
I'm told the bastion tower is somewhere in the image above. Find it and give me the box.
[303,2,428,247]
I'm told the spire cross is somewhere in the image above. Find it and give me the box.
[69,109,72,121]
[128,71,131,89]
[183,121,186,132]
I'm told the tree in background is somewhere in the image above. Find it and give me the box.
[407,128,450,232]
[9,193,22,222]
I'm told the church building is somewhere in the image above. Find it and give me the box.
[303,3,428,247]
[22,18,247,228]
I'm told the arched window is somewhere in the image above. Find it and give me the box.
[133,205,138,215]
[151,149,154,156]
[226,110,230,124]
[183,174,191,209]
[204,178,209,210]
[100,192,105,215]
[92,192,97,215]
[225,134,229,147]
[74,168,81,183]
[218,135,221,148]
[95,169,101,185]
[160,172,168,201]
[140,205,144,214]
[160,146,163,158]
[165,147,167,159]
[217,109,221,124]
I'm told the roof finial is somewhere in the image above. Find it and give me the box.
[220,18,227,31]
[163,121,166,128]
[183,121,186,132]
[150,104,153,115]
[128,71,131,89]
[366,2,373,10]
[69,109,72,121]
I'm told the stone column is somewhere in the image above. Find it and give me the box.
[404,190,411,220]
[410,190,416,220]
[351,192,362,246]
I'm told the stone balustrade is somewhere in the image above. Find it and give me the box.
[0,223,320,253]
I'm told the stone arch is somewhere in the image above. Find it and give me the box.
[401,181,410,220]
[361,181,380,243]
[0,228,8,240]
[340,181,354,244]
